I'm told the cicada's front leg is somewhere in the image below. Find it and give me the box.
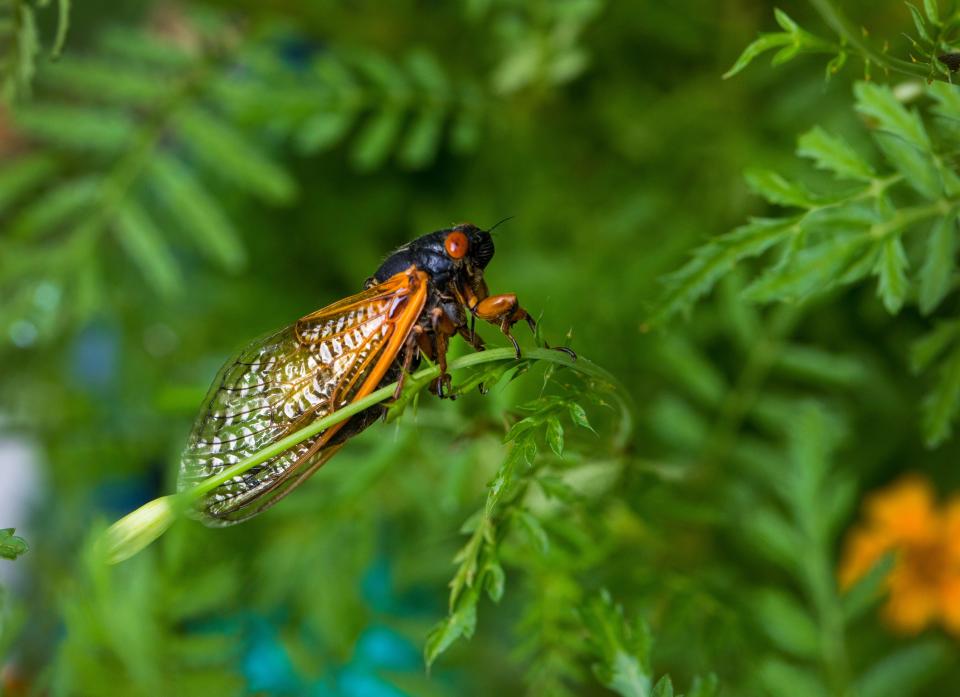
[474,293,576,360]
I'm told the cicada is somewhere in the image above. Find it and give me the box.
[178,224,573,525]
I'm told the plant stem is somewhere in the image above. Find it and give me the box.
[185,347,613,501]
[808,0,933,79]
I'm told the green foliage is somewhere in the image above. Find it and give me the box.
[0,529,28,560]
[654,78,960,446]
[5,1,960,695]
[0,0,70,102]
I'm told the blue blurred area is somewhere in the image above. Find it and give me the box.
[240,555,424,697]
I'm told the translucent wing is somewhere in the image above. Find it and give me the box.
[178,268,428,525]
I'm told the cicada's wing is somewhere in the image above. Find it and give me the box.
[178,268,428,526]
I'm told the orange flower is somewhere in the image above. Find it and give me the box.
[839,475,960,636]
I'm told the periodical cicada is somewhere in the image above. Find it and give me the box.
[177,224,574,525]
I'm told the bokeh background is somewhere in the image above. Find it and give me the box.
[3,1,960,695]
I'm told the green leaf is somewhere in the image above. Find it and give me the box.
[651,217,799,324]
[743,234,871,303]
[741,506,802,573]
[687,674,721,697]
[842,552,895,621]
[113,200,182,299]
[295,110,355,154]
[0,529,28,560]
[921,341,960,446]
[568,402,596,432]
[923,0,940,24]
[651,676,674,697]
[873,131,941,199]
[148,155,246,272]
[0,154,58,213]
[482,558,505,603]
[8,176,100,239]
[796,126,875,182]
[854,82,931,151]
[918,215,957,314]
[546,416,564,456]
[39,58,166,106]
[582,590,652,697]
[754,588,819,659]
[758,657,827,697]
[906,3,933,44]
[911,320,960,373]
[745,168,819,207]
[12,103,135,152]
[514,509,549,554]
[424,589,479,668]
[175,108,298,204]
[874,236,909,314]
[398,109,444,169]
[723,32,792,79]
[854,640,949,697]
[351,108,403,171]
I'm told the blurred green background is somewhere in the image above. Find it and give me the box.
[3,0,960,695]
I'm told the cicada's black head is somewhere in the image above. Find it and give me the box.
[371,223,495,287]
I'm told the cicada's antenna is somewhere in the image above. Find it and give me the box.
[486,215,514,236]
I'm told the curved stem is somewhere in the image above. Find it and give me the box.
[185,347,618,500]
[808,0,932,79]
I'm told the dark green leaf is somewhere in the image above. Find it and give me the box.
[113,200,182,298]
[874,236,909,314]
[854,640,949,697]
[918,215,957,314]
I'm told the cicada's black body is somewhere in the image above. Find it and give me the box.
[178,223,571,525]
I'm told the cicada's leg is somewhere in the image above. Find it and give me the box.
[428,306,459,399]
[393,329,422,400]
[474,293,576,360]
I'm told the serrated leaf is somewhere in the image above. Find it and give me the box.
[651,676,674,697]
[175,108,297,204]
[482,558,505,603]
[873,131,941,198]
[743,234,871,303]
[854,640,948,697]
[797,126,875,181]
[875,236,909,314]
[424,589,479,668]
[918,215,957,314]
[745,168,819,207]
[568,402,595,432]
[651,217,799,325]
[0,528,28,560]
[148,155,246,272]
[855,82,930,150]
[514,509,549,554]
[582,591,653,697]
[546,416,564,456]
[113,200,182,298]
[754,588,819,659]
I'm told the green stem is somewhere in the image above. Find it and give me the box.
[808,0,933,79]
[185,347,614,502]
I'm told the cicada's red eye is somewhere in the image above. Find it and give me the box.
[445,231,469,259]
